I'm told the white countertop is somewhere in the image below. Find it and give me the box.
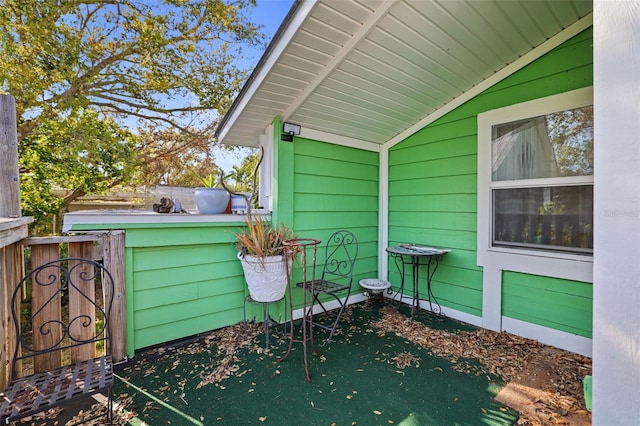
[62,209,269,232]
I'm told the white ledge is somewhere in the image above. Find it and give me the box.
[62,209,269,232]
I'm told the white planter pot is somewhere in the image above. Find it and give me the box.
[231,193,250,214]
[194,188,229,214]
[239,253,289,302]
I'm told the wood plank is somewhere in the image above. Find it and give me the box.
[0,237,26,389]
[124,226,238,248]
[68,242,96,363]
[0,95,20,218]
[294,193,377,212]
[389,155,477,181]
[22,234,104,245]
[103,231,126,362]
[388,212,474,231]
[133,293,245,341]
[133,244,240,271]
[294,138,379,164]
[388,194,477,213]
[295,155,377,180]
[0,223,29,249]
[30,244,62,373]
[8,245,23,383]
[0,246,7,387]
[293,211,378,230]
[295,174,378,196]
[389,174,476,196]
[389,133,477,163]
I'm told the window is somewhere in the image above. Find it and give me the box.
[478,88,594,258]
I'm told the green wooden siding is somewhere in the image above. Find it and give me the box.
[70,220,251,355]
[388,27,593,329]
[502,272,592,338]
[69,132,381,353]
[286,137,379,309]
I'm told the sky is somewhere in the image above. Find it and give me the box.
[216,0,295,172]
[246,0,295,59]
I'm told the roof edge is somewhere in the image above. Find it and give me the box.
[215,0,315,143]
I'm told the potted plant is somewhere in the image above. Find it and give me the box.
[221,147,297,301]
[194,173,230,214]
[234,217,296,302]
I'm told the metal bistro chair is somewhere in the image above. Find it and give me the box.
[0,258,115,425]
[297,230,358,341]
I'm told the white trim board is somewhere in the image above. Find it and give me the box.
[299,128,380,153]
[502,317,592,357]
[385,293,591,356]
[62,210,258,232]
[379,148,389,281]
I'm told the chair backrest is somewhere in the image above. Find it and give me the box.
[320,230,358,287]
[10,257,115,379]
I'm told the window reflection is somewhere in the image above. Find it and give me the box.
[492,106,593,181]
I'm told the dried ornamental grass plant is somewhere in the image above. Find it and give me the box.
[234,216,296,258]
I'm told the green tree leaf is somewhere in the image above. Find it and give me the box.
[1,0,265,233]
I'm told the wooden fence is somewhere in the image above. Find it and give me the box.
[0,232,127,389]
[0,94,127,389]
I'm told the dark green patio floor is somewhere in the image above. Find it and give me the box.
[113,301,519,425]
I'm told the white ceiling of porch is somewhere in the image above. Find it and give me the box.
[216,0,593,148]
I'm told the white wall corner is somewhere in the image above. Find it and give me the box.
[592,1,640,422]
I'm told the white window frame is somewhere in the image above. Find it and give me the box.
[477,87,594,332]
[478,87,594,266]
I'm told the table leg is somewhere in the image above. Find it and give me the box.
[410,256,420,322]
[424,255,443,316]
[391,253,408,308]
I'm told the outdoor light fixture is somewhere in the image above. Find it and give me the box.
[281,122,301,142]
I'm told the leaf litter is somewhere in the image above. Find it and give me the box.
[370,304,592,425]
[30,302,590,425]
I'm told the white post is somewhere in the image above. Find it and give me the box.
[593,1,640,422]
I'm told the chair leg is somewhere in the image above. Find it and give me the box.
[326,300,346,341]
[107,387,114,425]
[306,292,349,341]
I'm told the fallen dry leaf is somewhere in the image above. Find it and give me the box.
[391,352,420,369]
[370,304,592,426]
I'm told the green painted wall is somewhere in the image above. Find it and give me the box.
[502,272,592,338]
[284,137,379,309]
[388,28,593,332]
[70,220,250,356]
[69,127,380,355]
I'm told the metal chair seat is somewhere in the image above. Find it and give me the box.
[310,279,349,294]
